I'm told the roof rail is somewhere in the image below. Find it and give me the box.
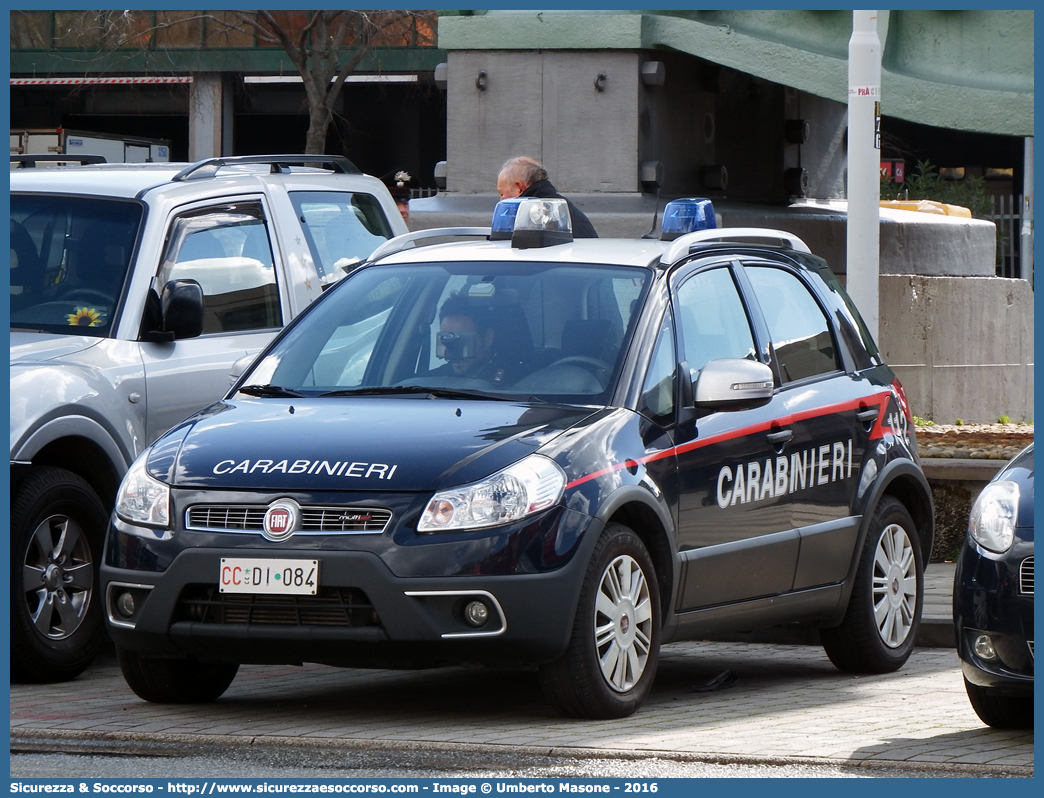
[662,227,811,264]
[172,154,360,182]
[10,154,107,167]
[366,227,492,263]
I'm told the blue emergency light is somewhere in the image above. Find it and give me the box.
[490,198,524,240]
[660,198,717,241]
[491,198,573,248]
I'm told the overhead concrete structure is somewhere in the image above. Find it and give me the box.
[412,9,1034,424]
[439,10,1033,137]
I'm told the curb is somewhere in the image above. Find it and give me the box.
[10,728,1033,779]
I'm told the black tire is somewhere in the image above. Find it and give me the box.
[964,679,1033,729]
[11,466,108,683]
[539,523,661,719]
[117,647,239,703]
[821,495,923,673]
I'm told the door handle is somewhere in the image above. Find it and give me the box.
[766,428,793,445]
[856,408,879,423]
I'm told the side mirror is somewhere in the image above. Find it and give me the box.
[693,358,775,410]
[160,279,204,340]
[229,353,255,386]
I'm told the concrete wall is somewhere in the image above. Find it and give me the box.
[879,275,1034,424]
[446,51,640,193]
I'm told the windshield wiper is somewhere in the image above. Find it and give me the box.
[237,384,308,398]
[319,385,503,400]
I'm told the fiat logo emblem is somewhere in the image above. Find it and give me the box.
[263,500,298,541]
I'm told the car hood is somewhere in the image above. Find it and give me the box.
[155,397,598,492]
[10,332,101,365]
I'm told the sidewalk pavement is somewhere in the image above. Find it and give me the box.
[10,562,1032,778]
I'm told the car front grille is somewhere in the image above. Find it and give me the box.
[177,585,380,627]
[186,505,391,535]
[1020,556,1034,595]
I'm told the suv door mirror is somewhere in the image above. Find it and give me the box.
[693,358,774,410]
[160,279,204,340]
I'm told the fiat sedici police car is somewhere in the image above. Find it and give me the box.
[102,197,934,718]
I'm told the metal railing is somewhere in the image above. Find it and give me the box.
[987,194,1024,279]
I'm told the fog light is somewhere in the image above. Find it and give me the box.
[973,634,997,660]
[463,600,490,627]
[116,591,136,618]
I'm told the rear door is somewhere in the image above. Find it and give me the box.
[739,260,878,590]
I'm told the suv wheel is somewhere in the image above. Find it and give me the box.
[963,678,1033,729]
[11,466,108,682]
[118,647,239,703]
[539,523,660,718]
[821,496,923,673]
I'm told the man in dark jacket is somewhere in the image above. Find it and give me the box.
[497,156,598,238]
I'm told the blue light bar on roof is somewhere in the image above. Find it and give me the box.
[660,198,717,241]
[490,198,524,241]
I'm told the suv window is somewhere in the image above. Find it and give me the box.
[157,203,281,334]
[674,266,756,379]
[10,195,143,335]
[745,265,839,382]
[290,191,394,281]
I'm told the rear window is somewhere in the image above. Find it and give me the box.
[10,194,143,335]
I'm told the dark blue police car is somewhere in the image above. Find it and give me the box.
[954,443,1034,729]
[102,197,934,718]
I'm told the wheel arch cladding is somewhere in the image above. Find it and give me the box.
[31,436,122,511]
[606,501,673,618]
[882,474,934,563]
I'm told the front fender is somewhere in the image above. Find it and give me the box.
[10,362,144,469]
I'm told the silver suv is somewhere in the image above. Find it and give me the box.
[10,154,408,682]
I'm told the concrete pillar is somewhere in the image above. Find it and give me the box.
[189,73,231,161]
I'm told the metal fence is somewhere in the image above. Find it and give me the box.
[987,194,1024,279]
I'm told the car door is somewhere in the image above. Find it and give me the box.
[740,260,877,589]
[670,262,800,611]
[140,198,285,442]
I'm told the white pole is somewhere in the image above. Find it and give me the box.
[847,10,882,340]
[1021,137,1034,288]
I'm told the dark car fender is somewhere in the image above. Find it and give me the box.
[827,457,935,625]
[587,481,680,638]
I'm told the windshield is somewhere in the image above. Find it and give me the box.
[10,194,143,335]
[289,191,394,283]
[240,260,652,403]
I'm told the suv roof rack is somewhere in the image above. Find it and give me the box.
[172,154,360,182]
[662,227,811,264]
[366,227,492,263]
[10,154,107,167]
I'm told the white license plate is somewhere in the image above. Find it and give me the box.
[219,558,318,595]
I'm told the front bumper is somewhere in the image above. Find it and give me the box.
[101,508,603,669]
[953,535,1034,692]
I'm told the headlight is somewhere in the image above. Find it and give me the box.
[418,454,566,533]
[115,450,171,528]
[968,480,1019,553]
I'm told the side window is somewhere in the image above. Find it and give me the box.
[290,191,394,282]
[674,266,756,379]
[745,265,839,382]
[157,203,281,334]
[637,309,676,423]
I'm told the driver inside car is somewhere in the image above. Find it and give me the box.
[431,292,511,385]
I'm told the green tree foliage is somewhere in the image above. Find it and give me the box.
[881,160,991,219]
